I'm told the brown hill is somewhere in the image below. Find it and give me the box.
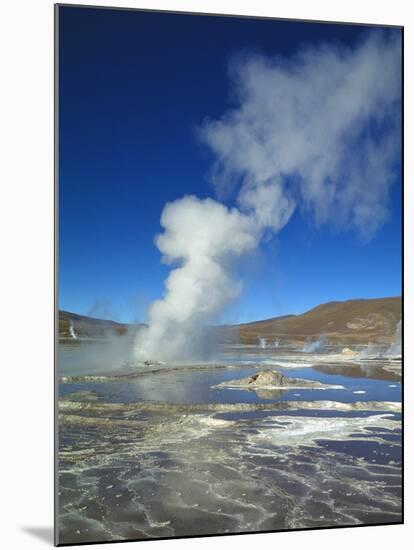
[59,296,401,345]
[233,297,401,345]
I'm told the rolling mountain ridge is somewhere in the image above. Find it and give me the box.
[59,296,401,345]
[232,296,401,345]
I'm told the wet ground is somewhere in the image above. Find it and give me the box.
[57,343,402,544]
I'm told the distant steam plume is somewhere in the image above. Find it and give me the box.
[386,320,401,357]
[69,322,77,340]
[134,31,401,362]
[258,337,268,349]
[302,335,328,353]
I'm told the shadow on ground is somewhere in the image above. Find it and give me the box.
[21,526,53,545]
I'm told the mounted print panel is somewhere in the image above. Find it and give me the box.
[55,4,403,546]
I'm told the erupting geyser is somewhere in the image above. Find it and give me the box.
[134,197,262,362]
[134,32,401,363]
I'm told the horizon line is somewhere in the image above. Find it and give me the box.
[59,294,402,327]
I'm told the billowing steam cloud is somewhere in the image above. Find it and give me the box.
[134,197,261,361]
[134,31,401,362]
[202,32,401,240]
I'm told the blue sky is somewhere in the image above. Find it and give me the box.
[58,7,402,324]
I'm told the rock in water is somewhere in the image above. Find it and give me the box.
[341,347,358,357]
[214,369,344,391]
[248,370,285,386]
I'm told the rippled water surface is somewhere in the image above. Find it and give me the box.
[57,342,402,544]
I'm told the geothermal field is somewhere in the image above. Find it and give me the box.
[57,313,402,544]
[56,6,403,546]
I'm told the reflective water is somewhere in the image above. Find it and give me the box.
[57,342,402,544]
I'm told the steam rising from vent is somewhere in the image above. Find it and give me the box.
[302,335,328,353]
[135,197,260,361]
[357,343,381,360]
[386,320,401,357]
[69,322,77,340]
[134,31,401,362]
[258,337,267,349]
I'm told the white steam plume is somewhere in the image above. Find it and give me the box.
[302,335,328,353]
[386,320,401,357]
[201,31,401,240]
[135,31,401,362]
[135,196,260,361]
